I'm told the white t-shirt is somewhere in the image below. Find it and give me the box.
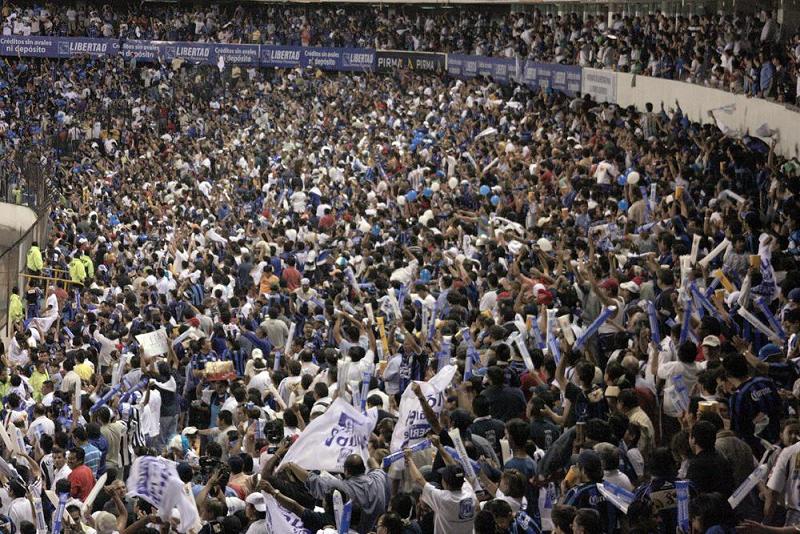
[421,481,478,534]
[8,497,33,532]
[657,361,699,417]
[767,441,800,512]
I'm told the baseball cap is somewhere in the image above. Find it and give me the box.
[599,278,619,290]
[246,492,267,512]
[758,343,783,361]
[439,464,465,488]
[619,281,640,293]
[701,335,720,348]
[788,287,800,303]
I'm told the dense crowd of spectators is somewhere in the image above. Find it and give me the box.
[2,2,800,102]
[0,3,799,534]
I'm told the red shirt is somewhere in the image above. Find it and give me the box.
[68,465,95,501]
[281,267,302,291]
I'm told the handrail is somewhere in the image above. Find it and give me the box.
[21,273,82,286]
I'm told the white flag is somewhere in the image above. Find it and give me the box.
[126,456,200,533]
[390,365,457,452]
[279,398,375,473]
[264,493,310,533]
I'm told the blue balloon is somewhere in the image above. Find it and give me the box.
[420,269,432,283]
[406,190,418,202]
[490,195,501,206]
[618,199,629,212]
[617,174,627,186]
[423,188,433,198]
[479,185,491,196]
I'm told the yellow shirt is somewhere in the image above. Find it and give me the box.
[69,258,86,284]
[80,254,94,279]
[26,246,43,272]
[30,370,49,402]
[9,294,23,324]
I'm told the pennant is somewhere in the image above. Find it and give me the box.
[390,365,457,452]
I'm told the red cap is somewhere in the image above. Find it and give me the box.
[599,278,619,290]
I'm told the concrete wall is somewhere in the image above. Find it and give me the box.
[583,67,800,159]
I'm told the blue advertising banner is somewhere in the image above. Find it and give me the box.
[0,35,119,59]
[213,43,261,66]
[521,61,582,95]
[447,54,516,84]
[0,37,577,92]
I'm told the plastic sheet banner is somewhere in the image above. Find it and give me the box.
[376,50,446,72]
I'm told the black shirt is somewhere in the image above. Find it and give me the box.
[468,416,506,455]
[686,449,735,497]
[480,385,527,422]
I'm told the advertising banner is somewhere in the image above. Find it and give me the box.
[521,61,582,95]
[376,50,446,73]
[582,67,617,103]
[447,54,516,84]
[0,35,119,59]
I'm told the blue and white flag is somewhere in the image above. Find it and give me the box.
[126,456,200,533]
[265,493,310,534]
[279,398,375,473]
[390,365,457,453]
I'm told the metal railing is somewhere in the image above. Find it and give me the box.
[0,141,56,337]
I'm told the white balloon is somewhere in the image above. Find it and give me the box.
[431,182,441,192]
[448,177,458,189]
[358,220,371,233]
[397,195,406,206]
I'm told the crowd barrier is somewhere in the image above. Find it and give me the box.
[1,36,798,153]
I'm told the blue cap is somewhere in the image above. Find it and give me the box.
[758,343,783,361]
[788,287,800,303]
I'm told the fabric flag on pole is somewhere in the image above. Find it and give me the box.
[279,398,375,473]
[264,493,310,533]
[126,456,200,533]
[390,365,457,452]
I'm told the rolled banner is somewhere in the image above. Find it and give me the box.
[111,354,126,387]
[82,472,108,512]
[514,314,528,338]
[712,269,736,293]
[528,314,546,350]
[500,438,512,466]
[436,337,451,372]
[73,378,81,418]
[338,500,353,534]
[755,296,787,342]
[598,481,635,514]
[332,490,343,533]
[728,462,769,509]
[689,234,702,265]
[573,306,617,351]
[273,350,281,372]
[33,496,46,534]
[647,301,661,344]
[679,298,693,345]
[376,317,390,359]
[62,326,74,340]
[557,315,576,345]
[545,308,558,349]
[690,283,725,323]
[52,492,70,534]
[382,439,432,469]
[387,290,402,324]
[350,380,362,411]
[640,185,650,222]
[448,428,482,490]
[547,336,561,365]
[284,322,296,356]
[676,480,690,533]
[0,420,15,453]
[704,277,721,297]
[365,303,375,325]
[119,378,149,404]
[671,375,690,414]
[397,284,408,310]
[0,455,24,486]
[514,333,535,371]
[461,329,480,364]
[698,238,731,269]
[737,307,783,344]
[422,304,432,342]
[344,266,360,295]
[359,372,371,413]
[89,383,124,414]
[13,426,25,456]
[649,183,657,212]
[463,349,474,381]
